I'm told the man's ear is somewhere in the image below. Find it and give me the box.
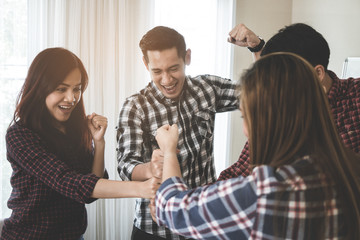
[185,49,191,66]
[142,56,150,71]
[314,64,326,82]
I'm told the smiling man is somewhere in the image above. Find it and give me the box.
[116,26,239,240]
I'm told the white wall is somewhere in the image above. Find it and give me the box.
[292,0,360,76]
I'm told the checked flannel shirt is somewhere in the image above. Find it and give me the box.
[218,71,360,180]
[116,75,238,239]
[2,124,102,240]
[156,156,345,240]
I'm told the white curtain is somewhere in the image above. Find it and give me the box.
[28,1,154,239]
[27,0,234,239]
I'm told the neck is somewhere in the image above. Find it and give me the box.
[53,121,66,134]
[322,72,333,94]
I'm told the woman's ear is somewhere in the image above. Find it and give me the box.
[185,49,191,66]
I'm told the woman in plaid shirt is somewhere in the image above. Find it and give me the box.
[1,48,159,240]
[152,53,360,239]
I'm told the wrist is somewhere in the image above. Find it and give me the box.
[248,37,265,53]
[145,162,154,179]
[94,139,105,148]
[164,151,177,159]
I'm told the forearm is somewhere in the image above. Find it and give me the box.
[92,140,105,177]
[91,178,144,198]
[162,152,181,183]
[131,162,152,181]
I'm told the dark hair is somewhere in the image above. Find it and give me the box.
[12,47,92,152]
[240,52,360,238]
[261,23,330,70]
[139,26,187,63]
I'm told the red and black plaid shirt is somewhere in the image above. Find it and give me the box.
[1,124,101,240]
[218,71,360,180]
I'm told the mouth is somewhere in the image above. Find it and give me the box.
[161,82,178,93]
[58,104,74,112]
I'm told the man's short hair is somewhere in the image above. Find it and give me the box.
[139,26,187,63]
[261,23,330,70]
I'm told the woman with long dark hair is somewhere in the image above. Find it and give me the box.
[1,47,159,240]
[152,53,360,239]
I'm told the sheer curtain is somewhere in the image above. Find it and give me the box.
[27,0,234,239]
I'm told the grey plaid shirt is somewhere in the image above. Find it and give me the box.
[116,74,238,239]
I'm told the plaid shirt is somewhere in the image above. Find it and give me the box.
[156,156,345,240]
[117,75,238,239]
[218,71,360,180]
[1,124,100,240]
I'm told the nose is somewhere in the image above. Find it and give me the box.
[161,71,172,84]
[65,90,76,103]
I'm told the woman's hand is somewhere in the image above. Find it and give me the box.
[155,124,179,154]
[140,177,161,199]
[87,113,108,142]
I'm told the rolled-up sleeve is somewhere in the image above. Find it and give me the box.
[116,98,147,181]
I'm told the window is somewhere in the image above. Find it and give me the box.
[0,0,27,219]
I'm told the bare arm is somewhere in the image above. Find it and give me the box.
[155,124,181,182]
[131,148,164,181]
[88,113,107,177]
[91,177,160,199]
[131,162,152,181]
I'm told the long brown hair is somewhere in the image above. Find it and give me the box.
[240,52,360,238]
[12,47,92,152]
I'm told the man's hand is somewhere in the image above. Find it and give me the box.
[228,23,260,48]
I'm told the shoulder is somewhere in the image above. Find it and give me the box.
[340,76,360,87]
[331,71,360,94]
[187,74,236,93]
[6,124,43,150]
[7,124,39,141]
[123,89,148,106]
[344,77,360,93]
[189,74,233,85]
[121,82,156,106]
[250,157,317,196]
[119,91,150,117]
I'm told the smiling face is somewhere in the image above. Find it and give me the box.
[144,47,190,100]
[45,68,82,131]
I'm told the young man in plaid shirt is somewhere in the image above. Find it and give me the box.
[116,26,239,239]
[218,23,360,181]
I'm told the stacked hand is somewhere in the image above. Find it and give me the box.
[142,177,161,199]
[155,124,179,154]
[149,124,180,223]
[150,149,164,180]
